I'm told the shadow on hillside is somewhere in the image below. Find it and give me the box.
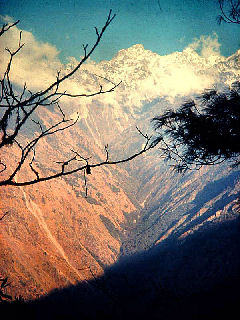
[181,170,240,227]
[2,217,240,320]
[121,170,240,254]
[161,170,240,243]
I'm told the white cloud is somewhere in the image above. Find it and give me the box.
[178,36,185,44]
[0,20,231,115]
[0,20,61,91]
[0,15,15,24]
[0,17,94,117]
[188,33,222,58]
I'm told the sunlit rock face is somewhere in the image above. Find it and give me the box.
[0,44,239,299]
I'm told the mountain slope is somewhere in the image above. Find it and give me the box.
[0,44,240,300]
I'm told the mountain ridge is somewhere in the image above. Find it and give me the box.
[0,41,240,300]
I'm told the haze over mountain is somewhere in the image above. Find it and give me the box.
[0,37,240,316]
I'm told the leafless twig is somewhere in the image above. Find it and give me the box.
[0,212,9,221]
[0,11,160,188]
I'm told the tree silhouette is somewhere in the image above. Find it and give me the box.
[152,0,240,172]
[152,82,240,172]
[0,12,157,187]
[217,0,240,24]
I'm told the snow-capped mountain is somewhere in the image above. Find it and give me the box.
[62,43,240,127]
[61,43,240,149]
[1,41,240,308]
[96,43,239,92]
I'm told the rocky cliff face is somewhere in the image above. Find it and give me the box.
[0,119,136,298]
[0,44,239,300]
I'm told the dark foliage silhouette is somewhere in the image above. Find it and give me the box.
[0,278,12,302]
[152,82,240,171]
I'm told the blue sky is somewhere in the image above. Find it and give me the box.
[0,0,240,62]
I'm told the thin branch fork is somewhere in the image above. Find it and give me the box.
[3,107,79,183]
[0,10,117,156]
[53,80,121,98]
[0,212,9,221]
[0,10,116,110]
[0,161,6,173]
[22,117,78,175]
[0,131,158,187]
[56,151,83,174]
[29,149,40,180]
[105,144,109,161]
[136,126,153,150]
[0,11,159,188]
[0,11,115,109]
[0,20,20,37]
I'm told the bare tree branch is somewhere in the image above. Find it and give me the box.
[217,0,240,24]
[0,136,156,186]
[0,20,20,36]
[0,161,6,173]
[0,11,116,148]
[105,144,109,162]
[0,11,160,189]
[29,149,40,180]
[0,212,9,221]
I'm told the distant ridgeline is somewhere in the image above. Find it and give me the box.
[0,43,240,310]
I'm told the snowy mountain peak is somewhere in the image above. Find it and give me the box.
[126,43,145,52]
[66,43,240,115]
[113,43,155,62]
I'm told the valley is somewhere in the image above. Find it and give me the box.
[0,43,240,305]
